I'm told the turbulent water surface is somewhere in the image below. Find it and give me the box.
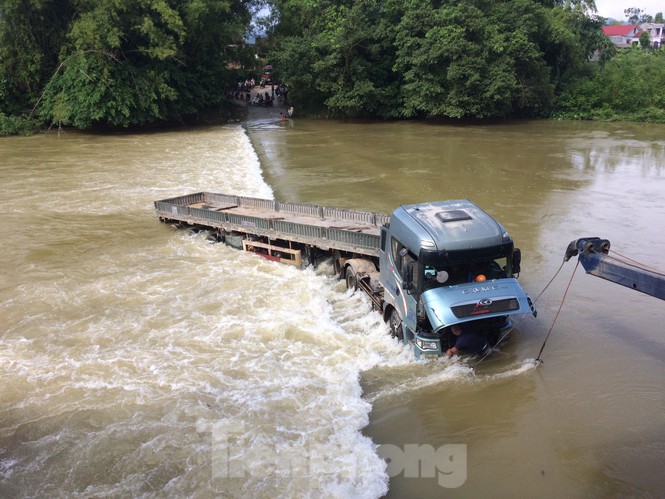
[1,119,664,498]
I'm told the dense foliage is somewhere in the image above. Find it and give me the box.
[268,0,606,119]
[2,0,665,133]
[1,0,256,133]
[555,48,665,122]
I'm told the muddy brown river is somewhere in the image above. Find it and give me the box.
[1,118,664,498]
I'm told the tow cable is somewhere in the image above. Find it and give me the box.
[473,258,579,368]
[534,259,580,363]
[534,243,662,363]
[477,244,661,368]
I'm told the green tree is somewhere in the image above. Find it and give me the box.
[596,33,617,65]
[269,0,602,119]
[39,0,188,128]
[392,0,522,118]
[1,0,256,130]
[0,0,74,115]
[313,0,396,117]
[397,0,557,118]
[599,50,664,112]
[556,48,665,122]
[270,0,397,116]
[624,7,652,23]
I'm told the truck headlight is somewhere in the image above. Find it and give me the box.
[416,339,439,350]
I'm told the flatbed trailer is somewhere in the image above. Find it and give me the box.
[154,192,390,265]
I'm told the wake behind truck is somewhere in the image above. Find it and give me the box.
[154,192,537,358]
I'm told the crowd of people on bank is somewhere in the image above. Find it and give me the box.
[249,91,275,107]
[226,77,290,109]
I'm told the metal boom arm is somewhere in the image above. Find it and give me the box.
[564,237,665,301]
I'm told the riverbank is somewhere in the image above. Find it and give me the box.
[231,85,290,125]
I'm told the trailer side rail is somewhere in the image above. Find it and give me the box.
[155,192,386,256]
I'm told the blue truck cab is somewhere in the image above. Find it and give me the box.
[378,200,537,358]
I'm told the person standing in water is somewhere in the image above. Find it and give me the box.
[446,324,490,356]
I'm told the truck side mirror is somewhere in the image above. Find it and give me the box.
[512,249,521,276]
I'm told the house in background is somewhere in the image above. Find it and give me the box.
[602,24,642,48]
[639,23,665,48]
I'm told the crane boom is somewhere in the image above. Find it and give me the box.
[564,237,665,301]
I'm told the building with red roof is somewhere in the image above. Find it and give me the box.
[602,25,642,48]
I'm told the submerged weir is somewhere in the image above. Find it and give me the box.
[0,125,405,497]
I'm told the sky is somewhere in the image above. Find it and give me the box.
[594,0,664,20]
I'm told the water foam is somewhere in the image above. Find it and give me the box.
[0,125,392,498]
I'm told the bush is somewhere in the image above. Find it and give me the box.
[555,48,665,122]
[0,113,39,136]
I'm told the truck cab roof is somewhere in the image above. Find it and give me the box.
[390,199,509,253]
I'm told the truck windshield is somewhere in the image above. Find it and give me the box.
[422,258,509,288]
[419,245,513,289]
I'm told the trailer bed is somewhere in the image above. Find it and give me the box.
[154,192,389,256]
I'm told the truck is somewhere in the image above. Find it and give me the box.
[154,192,538,358]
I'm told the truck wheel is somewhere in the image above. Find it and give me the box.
[332,251,343,277]
[345,266,358,290]
[389,309,404,341]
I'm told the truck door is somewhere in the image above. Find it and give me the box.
[384,237,419,335]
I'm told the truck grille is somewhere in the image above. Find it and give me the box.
[451,298,520,318]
